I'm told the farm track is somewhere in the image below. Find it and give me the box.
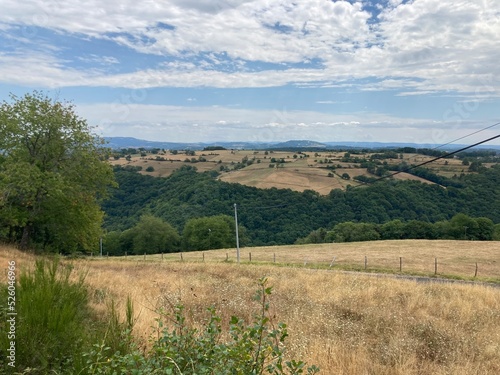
[335,269,500,288]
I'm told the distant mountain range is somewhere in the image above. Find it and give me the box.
[104,137,500,152]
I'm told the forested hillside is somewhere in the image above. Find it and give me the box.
[103,164,500,247]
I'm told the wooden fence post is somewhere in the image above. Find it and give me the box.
[364,256,367,270]
[226,253,228,261]
[274,253,276,263]
[474,262,478,278]
[249,252,252,262]
[435,257,438,275]
[203,252,205,262]
[400,257,402,272]
[144,252,146,261]
[180,252,184,261]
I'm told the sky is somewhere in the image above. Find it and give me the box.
[0,0,499,145]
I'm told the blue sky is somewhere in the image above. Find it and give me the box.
[1,0,499,144]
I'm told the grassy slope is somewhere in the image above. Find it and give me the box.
[2,241,500,374]
[110,149,477,194]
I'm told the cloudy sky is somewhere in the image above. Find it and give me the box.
[1,0,499,145]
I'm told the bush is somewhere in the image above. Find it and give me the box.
[85,278,320,374]
[0,259,134,374]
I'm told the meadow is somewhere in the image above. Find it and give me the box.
[2,240,499,374]
[110,149,472,194]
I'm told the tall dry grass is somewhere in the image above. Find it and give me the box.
[138,240,500,282]
[2,244,500,374]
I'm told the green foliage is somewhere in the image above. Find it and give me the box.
[298,214,498,244]
[85,278,320,375]
[132,214,180,254]
[0,259,90,373]
[103,164,500,246]
[104,215,180,255]
[0,91,115,253]
[326,222,380,243]
[493,224,500,240]
[182,214,241,251]
[0,258,139,374]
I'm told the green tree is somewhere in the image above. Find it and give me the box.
[448,213,479,240]
[103,231,122,256]
[131,214,180,254]
[326,222,380,242]
[493,224,500,241]
[182,215,237,251]
[380,219,405,240]
[474,217,495,240]
[403,220,438,239]
[0,91,115,252]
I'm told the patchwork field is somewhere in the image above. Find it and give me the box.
[109,148,484,194]
[2,240,500,374]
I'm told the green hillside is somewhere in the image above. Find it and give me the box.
[102,163,500,247]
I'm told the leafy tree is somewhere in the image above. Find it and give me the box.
[341,172,350,180]
[326,222,380,242]
[103,231,123,256]
[380,219,405,240]
[182,215,237,251]
[468,161,483,172]
[0,92,115,252]
[493,224,500,241]
[403,220,438,239]
[447,213,479,240]
[103,164,500,247]
[475,217,495,240]
[295,228,328,244]
[131,214,180,254]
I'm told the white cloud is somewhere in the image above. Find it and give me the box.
[77,102,499,144]
[0,0,499,98]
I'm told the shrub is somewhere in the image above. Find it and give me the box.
[0,258,134,374]
[85,278,320,374]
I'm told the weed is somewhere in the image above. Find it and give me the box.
[85,278,320,374]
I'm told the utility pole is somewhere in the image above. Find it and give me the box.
[234,203,240,263]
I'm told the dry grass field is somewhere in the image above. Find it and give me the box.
[2,240,500,374]
[124,240,500,282]
[109,149,486,194]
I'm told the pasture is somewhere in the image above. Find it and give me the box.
[109,149,475,193]
[2,240,500,374]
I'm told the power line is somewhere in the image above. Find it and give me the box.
[431,121,500,150]
[364,133,500,185]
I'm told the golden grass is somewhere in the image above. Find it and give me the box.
[109,149,490,194]
[2,241,500,374]
[120,240,500,282]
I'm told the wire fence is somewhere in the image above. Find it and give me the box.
[90,249,499,281]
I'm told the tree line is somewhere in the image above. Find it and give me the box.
[2,92,499,254]
[102,163,500,249]
[103,213,248,256]
[296,213,500,244]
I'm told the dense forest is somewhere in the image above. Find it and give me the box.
[102,164,500,249]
